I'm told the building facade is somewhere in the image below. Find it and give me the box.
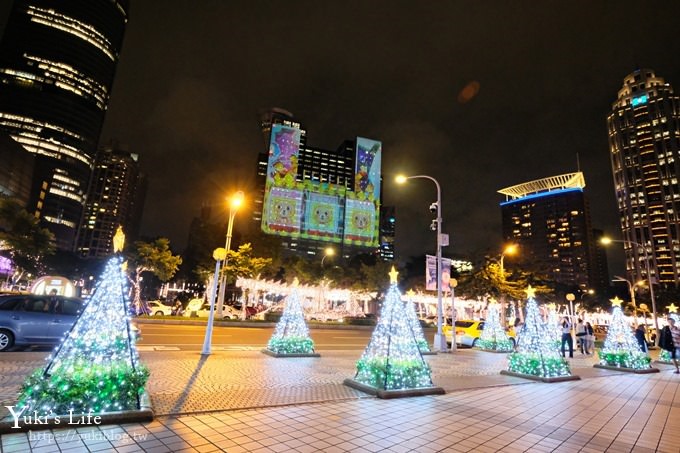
[76,142,145,258]
[256,109,387,260]
[499,172,598,289]
[608,69,680,288]
[0,132,34,205]
[0,0,129,250]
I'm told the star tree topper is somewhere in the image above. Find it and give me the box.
[610,296,623,307]
[667,303,678,313]
[389,266,399,283]
[524,285,536,299]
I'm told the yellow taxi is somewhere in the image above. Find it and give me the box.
[443,319,516,348]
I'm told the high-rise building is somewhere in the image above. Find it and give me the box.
[0,0,129,250]
[608,69,680,288]
[255,109,385,260]
[498,172,597,289]
[378,205,396,261]
[0,132,34,206]
[76,142,145,258]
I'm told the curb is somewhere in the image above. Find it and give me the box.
[593,364,660,374]
[261,349,321,358]
[343,378,445,399]
[500,370,581,383]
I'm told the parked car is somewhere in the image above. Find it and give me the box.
[184,301,240,319]
[0,294,85,351]
[147,300,173,316]
[443,319,516,348]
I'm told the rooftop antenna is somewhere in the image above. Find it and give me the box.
[576,152,581,173]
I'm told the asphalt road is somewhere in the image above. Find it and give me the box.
[136,323,375,351]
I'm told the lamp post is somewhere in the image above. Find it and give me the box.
[601,237,659,346]
[450,278,458,352]
[612,276,643,327]
[396,174,447,352]
[202,247,227,355]
[321,247,335,267]
[216,191,244,319]
[499,244,517,326]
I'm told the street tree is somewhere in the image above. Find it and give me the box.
[0,197,55,287]
[128,238,182,312]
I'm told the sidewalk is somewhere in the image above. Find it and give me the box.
[1,349,679,452]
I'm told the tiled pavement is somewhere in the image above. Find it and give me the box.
[1,348,679,452]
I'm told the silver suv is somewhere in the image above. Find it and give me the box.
[0,294,84,351]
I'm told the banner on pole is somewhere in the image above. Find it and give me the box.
[425,255,452,291]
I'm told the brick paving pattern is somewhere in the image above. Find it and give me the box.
[1,348,679,452]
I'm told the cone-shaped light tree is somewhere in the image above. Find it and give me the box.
[477,300,514,351]
[598,297,652,369]
[404,289,431,353]
[352,267,435,390]
[265,278,316,355]
[16,227,148,416]
[506,286,573,378]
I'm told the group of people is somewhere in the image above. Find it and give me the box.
[660,316,680,374]
[561,318,595,358]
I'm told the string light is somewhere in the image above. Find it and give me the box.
[352,267,435,390]
[506,286,573,378]
[404,290,431,353]
[599,299,653,369]
[17,255,148,415]
[266,279,316,354]
[477,302,513,351]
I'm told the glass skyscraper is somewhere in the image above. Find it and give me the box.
[0,0,128,250]
[608,69,680,287]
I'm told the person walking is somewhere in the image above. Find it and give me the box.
[575,319,586,354]
[634,324,648,355]
[660,317,680,373]
[561,317,573,358]
[584,321,595,355]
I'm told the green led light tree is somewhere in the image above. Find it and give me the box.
[16,228,149,417]
[264,278,318,357]
[477,301,513,352]
[597,297,652,370]
[503,286,575,381]
[345,267,443,397]
[404,289,431,353]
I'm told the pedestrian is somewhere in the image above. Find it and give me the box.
[585,321,595,355]
[561,317,573,358]
[634,324,648,354]
[575,318,586,354]
[660,317,680,373]
[171,298,183,316]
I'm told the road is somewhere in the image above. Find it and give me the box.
[136,323,374,351]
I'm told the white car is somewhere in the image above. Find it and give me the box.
[147,300,173,316]
[184,301,240,319]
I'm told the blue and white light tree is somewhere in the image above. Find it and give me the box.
[351,267,436,391]
[506,286,573,379]
[598,297,652,369]
[477,300,513,352]
[17,227,149,416]
[265,278,316,355]
[404,289,431,353]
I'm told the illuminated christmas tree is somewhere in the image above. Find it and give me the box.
[505,286,574,380]
[346,267,442,395]
[17,228,148,416]
[546,303,562,349]
[404,289,431,353]
[659,305,679,363]
[264,279,317,356]
[477,300,513,352]
[598,297,652,370]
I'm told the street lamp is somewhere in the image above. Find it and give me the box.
[499,244,517,326]
[321,247,335,267]
[396,173,447,352]
[202,247,227,355]
[217,191,244,320]
[601,236,659,345]
[612,276,644,327]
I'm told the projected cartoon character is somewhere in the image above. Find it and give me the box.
[271,198,297,230]
[269,127,300,187]
[354,141,380,195]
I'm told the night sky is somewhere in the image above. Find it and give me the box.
[5,1,680,271]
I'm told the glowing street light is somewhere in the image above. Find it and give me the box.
[499,244,518,325]
[601,236,659,345]
[217,191,245,320]
[321,247,335,267]
[396,173,447,352]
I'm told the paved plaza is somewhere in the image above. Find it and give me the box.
[1,347,679,452]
